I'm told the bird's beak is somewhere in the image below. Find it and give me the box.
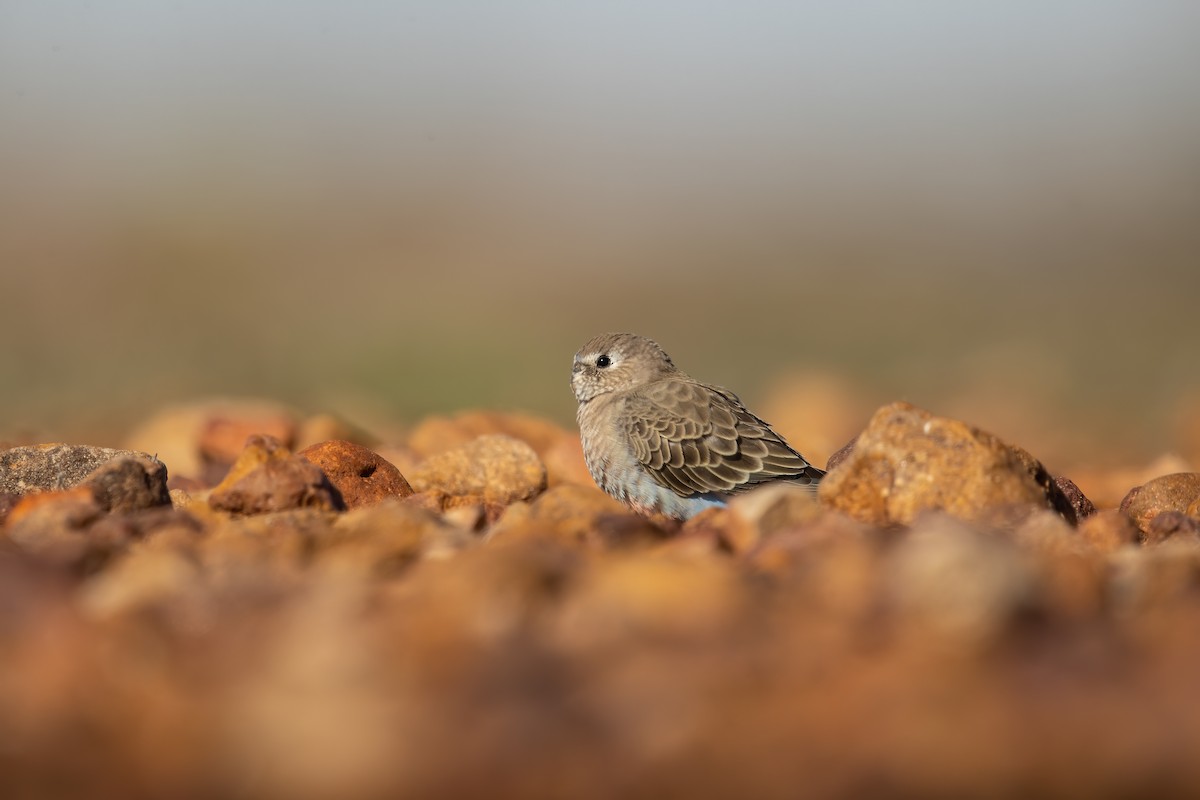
[571,363,583,376]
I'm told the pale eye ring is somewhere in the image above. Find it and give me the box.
[595,355,612,368]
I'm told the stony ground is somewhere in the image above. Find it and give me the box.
[2,398,1200,799]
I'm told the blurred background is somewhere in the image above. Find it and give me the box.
[1,1,1198,469]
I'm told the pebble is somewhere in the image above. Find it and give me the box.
[10,403,1200,798]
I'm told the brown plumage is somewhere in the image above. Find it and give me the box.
[572,332,823,519]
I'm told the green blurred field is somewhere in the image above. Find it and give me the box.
[2,2,1198,468]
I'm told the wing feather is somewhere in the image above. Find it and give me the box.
[621,378,824,498]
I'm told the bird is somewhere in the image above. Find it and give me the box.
[571,332,824,520]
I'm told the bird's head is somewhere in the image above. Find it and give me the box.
[571,332,677,403]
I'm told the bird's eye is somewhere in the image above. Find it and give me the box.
[595,355,612,368]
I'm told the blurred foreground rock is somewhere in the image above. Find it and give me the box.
[3,400,1200,799]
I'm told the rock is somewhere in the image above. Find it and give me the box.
[554,552,747,652]
[82,456,172,513]
[1054,476,1096,523]
[0,493,19,526]
[78,543,205,622]
[4,487,111,568]
[199,412,297,480]
[818,403,1060,527]
[1109,541,1200,615]
[745,513,876,580]
[5,470,200,571]
[29,402,1200,797]
[123,398,300,485]
[887,513,1040,644]
[441,503,487,532]
[589,512,672,550]
[1010,511,1106,621]
[540,434,595,487]
[0,444,164,496]
[408,434,546,507]
[487,484,661,548]
[1073,453,1194,510]
[1120,473,1200,537]
[399,492,506,527]
[1011,508,1081,556]
[298,441,413,509]
[442,494,506,527]
[312,500,472,577]
[1078,510,1140,553]
[825,436,858,473]
[208,435,340,515]
[6,485,103,531]
[199,510,330,585]
[294,413,372,452]
[1142,511,1200,545]
[402,490,449,517]
[694,483,826,556]
[1007,445,1093,525]
[730,483,824,537]
[406,411,568,459]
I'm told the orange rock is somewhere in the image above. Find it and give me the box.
[6,484,102,530]
[79,540,205,621]
[294,413,371,452]
[123,398,299,484]
[297,440,413,509]
[312,499,471,577]
[887,514,1040,644]
[540,433,594,487]
[208,435,340,515]
[408,434,546,507]
[553,551,747,652]
[5,486,110,567]
[680,484,826,558]
[406,411,568,459]
[1073,453,1194,510]
[819,402,1059,527]
[487,483,660,548]
[200,414,297,474]
[1142,511,1200,546]
[1120,473,1200,537]
[1078,509,1140,553]
[729,483,824,537]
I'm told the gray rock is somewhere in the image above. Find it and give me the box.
[0,444,166,496]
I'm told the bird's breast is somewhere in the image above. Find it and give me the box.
[577,395,628,492]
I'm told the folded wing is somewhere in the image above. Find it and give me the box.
[623,378,824,498]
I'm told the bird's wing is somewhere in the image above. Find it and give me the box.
[622,378,824,498]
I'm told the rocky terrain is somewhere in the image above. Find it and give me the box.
[2,397,1200,799]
